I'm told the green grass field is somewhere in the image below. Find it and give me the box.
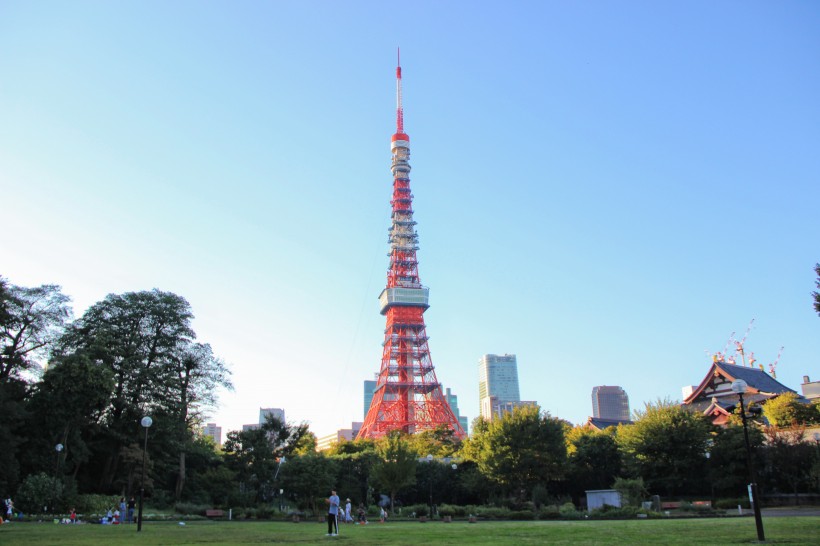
[2,517,819,545]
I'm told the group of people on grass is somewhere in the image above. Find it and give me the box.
[325,489,388,536]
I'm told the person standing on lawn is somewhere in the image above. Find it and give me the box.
[326,489,340,536]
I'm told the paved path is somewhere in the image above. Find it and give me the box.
[760,507,820,517]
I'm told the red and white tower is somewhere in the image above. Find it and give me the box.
[357,57,466,440]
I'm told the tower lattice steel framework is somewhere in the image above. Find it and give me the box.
[357,56,466,440]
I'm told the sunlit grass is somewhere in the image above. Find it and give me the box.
[2,516,819,545]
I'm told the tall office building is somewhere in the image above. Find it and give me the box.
[591,386,630,420]
[243,407,286,431]
[201,422,222,447]
[478,354,522,420]
[444,387,469,434]
[363,377,378,419]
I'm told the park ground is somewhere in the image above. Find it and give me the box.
[1,515,819,545]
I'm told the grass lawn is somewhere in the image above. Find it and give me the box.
[2,517,819,545]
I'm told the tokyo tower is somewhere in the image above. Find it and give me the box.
[357,55,466,440]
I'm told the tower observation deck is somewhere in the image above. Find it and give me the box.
[357,56,466,440]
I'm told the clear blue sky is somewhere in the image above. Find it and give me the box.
[2,2,818,437]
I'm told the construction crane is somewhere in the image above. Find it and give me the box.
[734,319,755,366]
[768,346,784,378]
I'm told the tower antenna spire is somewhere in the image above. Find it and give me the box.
[395,47,404,135]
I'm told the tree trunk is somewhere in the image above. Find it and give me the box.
[175,451,186,499]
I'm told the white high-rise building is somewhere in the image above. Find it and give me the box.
[201,422,222,446]
[478,354,521,420]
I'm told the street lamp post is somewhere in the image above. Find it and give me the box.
[53,443,64,513]
[137,416,153,532]
[426,454,433,518]
[731,379,765,542]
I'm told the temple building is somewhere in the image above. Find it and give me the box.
[682,358,799,426]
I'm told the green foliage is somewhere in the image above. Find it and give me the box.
[565,425,622,497]
[70,494,122,514]
[761,426,818,496]
[15,472,64,514]
[279,453,337,515]
[558,502,581,519]
[1,282,71,382]
[370,430,418,512]
[461,405,567,499]
[616,399,713,495]
[715,497,750,509]
[173,502,211,515]
[537,504,561,519]
[813,263,820,317]
[407,425,462,459]
[613,477,647,507]
[763,392,819,426]
[436,503,468,517]
[588,505,644,519]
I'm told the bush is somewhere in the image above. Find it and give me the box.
[474,506,511,519]
[715,497,750,510]
[507,510,536,520]
[538,505,561,520]
[404,503,428,517]
[15,473,64,514]
[613,477,648,507]
[588,505,642,519]
[559,502,582,519]
[174,502,210,516]
[437,504,467,517]
[72,494,120,515]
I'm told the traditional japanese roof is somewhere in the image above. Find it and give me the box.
[683,359,797,412]
[585,417,632,431]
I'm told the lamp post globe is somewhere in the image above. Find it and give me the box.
[137,416,153,532]
[731,379,748,394]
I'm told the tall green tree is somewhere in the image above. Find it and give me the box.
[222,415,309,504]
[565,425,622,497]
[161,342,232,499]
[21,352,114,483]
[1,282,71,381]
[370,430,418,513]
[460,405,567,501]
[616,399,714,496]
[281,453,338,515]
[53,289,229,494]
[328,439,378,507]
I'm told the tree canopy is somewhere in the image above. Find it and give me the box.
[617,399,714,496]
[461,405,567,500]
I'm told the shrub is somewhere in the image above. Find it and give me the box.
[559,502,582,519]
[538,505,561,520]
[15,472,64,514]
[404,503,428,517]
[613,477,648,507]
[174,502,210,516]
[437,504,467,517]
[507,510,536,520]
[474,506,511,519]
[72,494,120,515]
[588,505,641,519]
[715,497,750,510]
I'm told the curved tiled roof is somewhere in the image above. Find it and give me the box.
[714,361,796,395]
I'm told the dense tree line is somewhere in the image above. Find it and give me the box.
[1,274,819,516]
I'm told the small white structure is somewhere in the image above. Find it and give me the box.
[585,489,622,512]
